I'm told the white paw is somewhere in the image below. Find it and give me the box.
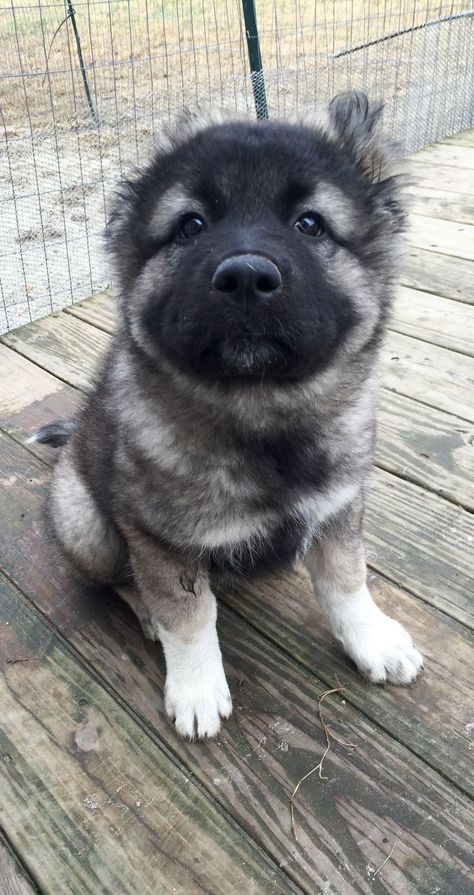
[330,587,423,685]
[159,618,232,739]
[344,614,423,684]
[165,664,232,739]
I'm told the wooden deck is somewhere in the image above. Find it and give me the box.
[1,131,473,895]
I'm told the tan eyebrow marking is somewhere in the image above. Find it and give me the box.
[149,185,205,240]
[301,182,357,241]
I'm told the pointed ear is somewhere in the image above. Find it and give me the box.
[328,90,395,182]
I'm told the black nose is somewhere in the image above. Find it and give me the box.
[212,254,282,303]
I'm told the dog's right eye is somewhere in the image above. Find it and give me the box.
[295,212,326,237]
[177,214,207,240]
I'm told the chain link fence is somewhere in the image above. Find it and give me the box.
[1,1,473,332]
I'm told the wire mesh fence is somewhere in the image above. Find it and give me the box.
[1,1,473,332]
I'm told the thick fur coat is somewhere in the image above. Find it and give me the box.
[34,92,423,739]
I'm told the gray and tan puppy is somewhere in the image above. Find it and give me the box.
[34,92,423,739]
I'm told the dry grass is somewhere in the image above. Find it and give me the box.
[1,1,471,137]
[289,687,357,842]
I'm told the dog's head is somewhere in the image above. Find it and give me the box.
[107,92,405,384]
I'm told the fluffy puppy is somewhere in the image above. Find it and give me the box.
[33,91,423,739]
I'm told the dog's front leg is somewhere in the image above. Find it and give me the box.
[305,504,423,684]
[120,527,232,739]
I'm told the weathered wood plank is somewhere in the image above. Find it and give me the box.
[1,314,109,390]
[413,143,474,170]
[66,290,116,333]
[407,214,474,261]
[0,441,473,894]
[376,390,474,511]
[0,343,81,465]
[409,161,474,195]
[407,186,474,225]
[0,835,39,895]
[0,411,473,798]
[0,573,294,895]
[381,330,474,422]
[63,293,114,335]
[439,129,474,148]
[402,248,473,304]
[390,286,474,356]
[0,343,67,415]
[366,469,474,627]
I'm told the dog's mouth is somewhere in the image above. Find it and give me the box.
[195,334,295,381]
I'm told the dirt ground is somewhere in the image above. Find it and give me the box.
[1,1,472,331]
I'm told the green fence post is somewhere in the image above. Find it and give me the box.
[241,0,268,119]
[66,0,99,125]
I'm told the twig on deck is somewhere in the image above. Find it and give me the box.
[371,840,396,878]
[290,687,356,841]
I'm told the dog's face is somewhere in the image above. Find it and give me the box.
[108,93,405,384]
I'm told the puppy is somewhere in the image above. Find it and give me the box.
[33,91,423,739]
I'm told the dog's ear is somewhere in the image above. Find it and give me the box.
[328,90,395,183]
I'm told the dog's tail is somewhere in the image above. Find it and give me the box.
[26,419,77,448]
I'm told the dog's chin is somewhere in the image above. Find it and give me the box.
[192,337,299,382]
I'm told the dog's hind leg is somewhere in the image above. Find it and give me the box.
[121,524,232,740]
[305,500,423,684]
[49,446,126,585]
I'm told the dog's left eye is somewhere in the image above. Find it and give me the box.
[295,212,325,237]
[177,214,207,240]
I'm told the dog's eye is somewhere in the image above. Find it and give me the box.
[295,212,325,237]
[177,214,206,240]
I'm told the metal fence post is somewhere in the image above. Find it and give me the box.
[241,0,268,119]
[66,0,99,126]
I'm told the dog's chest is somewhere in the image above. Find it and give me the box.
[128,419,344,573]
[239,427,331,494]
[189,430,336,574]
